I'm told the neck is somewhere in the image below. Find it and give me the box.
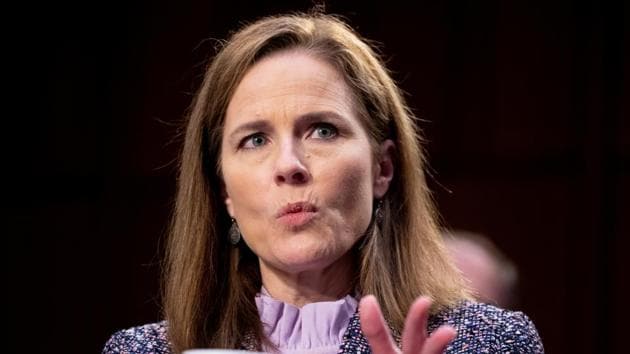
[259,253,356,308]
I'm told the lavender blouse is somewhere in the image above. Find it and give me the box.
[255,289,358,354]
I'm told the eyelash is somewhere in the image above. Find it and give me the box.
[238,123,339,150]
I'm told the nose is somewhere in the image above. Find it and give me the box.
[274,140,310,185]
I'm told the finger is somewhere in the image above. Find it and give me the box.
[359,295,398,354]
[421,326,457,354]
[401,296,431,353]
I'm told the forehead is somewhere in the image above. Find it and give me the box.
[225,50,357,125]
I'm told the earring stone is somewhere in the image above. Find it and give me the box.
[229,219,241,245]
[375,200,384,224]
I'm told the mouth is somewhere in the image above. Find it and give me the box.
[276,201,319,228]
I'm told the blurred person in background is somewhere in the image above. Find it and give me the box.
[443,230,519,309]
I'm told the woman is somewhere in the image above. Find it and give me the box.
[104,12,544,354]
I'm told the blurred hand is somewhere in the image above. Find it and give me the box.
[359,295,456,354]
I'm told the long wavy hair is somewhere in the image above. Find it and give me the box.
[163,12,468,353]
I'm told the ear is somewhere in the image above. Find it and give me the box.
[373,139,395,198]
[221,181,236,218]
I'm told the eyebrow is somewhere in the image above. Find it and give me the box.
[227,110,349,143]
[227,120,271,143]
[297,111,347,125]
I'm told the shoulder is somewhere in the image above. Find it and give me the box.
[102,321,172,354]
[429,301,544,353]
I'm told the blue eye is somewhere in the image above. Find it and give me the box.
[242,133,267,149]
[312,123,338,139]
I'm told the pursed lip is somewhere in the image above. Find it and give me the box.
[275,201,319,218]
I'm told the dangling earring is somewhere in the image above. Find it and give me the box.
[373,199,384,240]
[374,199,384,225]
[359,200,384,250]
[229,218,241,245]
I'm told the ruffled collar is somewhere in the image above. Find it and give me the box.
[255,288,358,354]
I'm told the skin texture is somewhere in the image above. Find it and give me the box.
[221,50,455,352]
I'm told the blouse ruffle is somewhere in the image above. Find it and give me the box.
[255,289,358,354]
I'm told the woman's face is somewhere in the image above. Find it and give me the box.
[221,51,393,275]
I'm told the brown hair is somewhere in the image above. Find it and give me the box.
[163,12,468,353]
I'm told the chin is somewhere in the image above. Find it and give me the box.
[274,244,344,274]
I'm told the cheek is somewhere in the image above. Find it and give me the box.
[222,163,269,218]
[320,154,374,229]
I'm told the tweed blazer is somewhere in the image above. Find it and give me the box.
[103,301,544,353]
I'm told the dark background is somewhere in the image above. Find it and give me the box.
[10,0,627,353]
